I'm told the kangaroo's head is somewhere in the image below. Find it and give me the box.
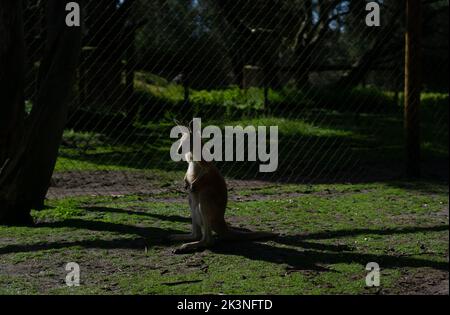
[175,119,201,161]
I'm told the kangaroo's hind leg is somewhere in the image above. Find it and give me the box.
[169,193,202,242]
[173,199,214,254]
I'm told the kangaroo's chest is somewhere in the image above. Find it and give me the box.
[185,161,203,184]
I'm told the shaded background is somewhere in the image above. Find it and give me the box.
[20,0,449,196]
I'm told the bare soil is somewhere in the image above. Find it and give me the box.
[48,170,275,199]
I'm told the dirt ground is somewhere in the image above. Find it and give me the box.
[38,170,449,295]
[48,170,274,199]
[389,269,448,295]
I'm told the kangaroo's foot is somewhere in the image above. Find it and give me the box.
[173,239,213,254]
[168,233,201,242]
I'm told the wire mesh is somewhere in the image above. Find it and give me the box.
[21,0,449,198]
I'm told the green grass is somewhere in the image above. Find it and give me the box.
[56,107,448,185]
[56,115,356,172]
[9,82,447,294]
[134,75,283,110]
[58,81,448,176]
[57,74,450,205]
[0,181,447,294]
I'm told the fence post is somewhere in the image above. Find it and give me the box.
[404,0,422,178]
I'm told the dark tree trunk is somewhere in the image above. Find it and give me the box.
[0,0,25,171]
[215,1,251,89]
[0,0,82,225]
[294,44,312,88]
[294,1,313,88]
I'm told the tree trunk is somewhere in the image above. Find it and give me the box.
[0,0,25,171]
[294,0,313,88]
[0,0,82,225]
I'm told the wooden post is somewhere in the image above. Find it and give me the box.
[404,0,422,178]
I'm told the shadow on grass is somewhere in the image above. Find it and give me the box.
[211,224,449,271]
[0,237,148,254]
[0,217,447,272]
[212,240,449,272]
[0,218,182,255]
[277,225,449,242]
[36,218,182,239]
[83,206,190,223]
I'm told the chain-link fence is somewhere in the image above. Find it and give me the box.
[22,0,449,198]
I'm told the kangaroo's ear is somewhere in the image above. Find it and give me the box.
[188,119,194,132]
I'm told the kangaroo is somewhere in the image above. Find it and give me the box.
[169,121,276,254]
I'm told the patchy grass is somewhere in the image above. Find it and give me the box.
[0,181,448,294]
[56,84,448,187]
